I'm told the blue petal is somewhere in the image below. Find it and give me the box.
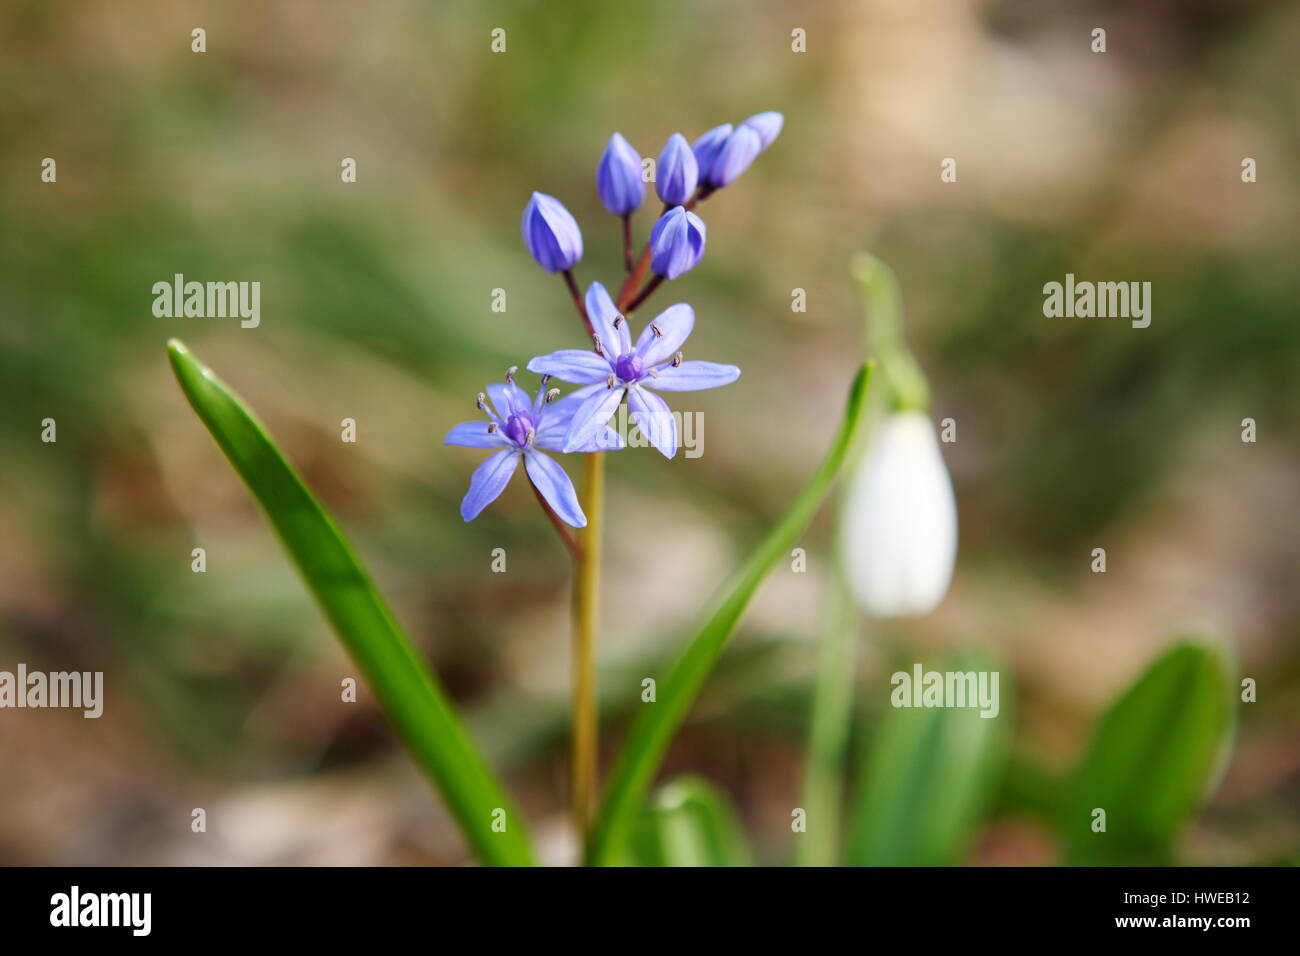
[521,192,583,273]
[562,386,626,453]
[460,449,521,521]
[655,132,699,206]
[487,380,528,419]
[584,282,628,358]
[644,360,740,392]
[596,133,645,216]
[635,303,694,366]
[527,349,612,385]
[445,421,511,448]
[692,124,733,187]
[741,111,783,150]
[649,207,706,280]
[524,448,587,528]
[628,387,678,459]
[709,124,762,187]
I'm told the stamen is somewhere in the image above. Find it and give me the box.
[593,335,605,357]
[651,322,662,337]
[648,367,659,378]
[487,421,498,433]
[673,351,683,367]
[613,315,624,330]
[541,374,551,387]
[525,426,536,446]
[476,392,487,410]
[505,365,518,384]
[606,372,617,389]
[545,387,561,404]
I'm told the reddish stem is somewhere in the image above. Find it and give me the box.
[531,479,583,559]
[562,269,595,340]
[623,273,665,315]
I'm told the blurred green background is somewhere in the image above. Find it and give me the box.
[0,0,1297,864]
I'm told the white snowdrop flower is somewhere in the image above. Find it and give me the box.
[839,411,957,617]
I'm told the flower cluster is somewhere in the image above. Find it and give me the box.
[448,113,782,526]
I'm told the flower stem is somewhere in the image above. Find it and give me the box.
[571,450,604,834]
[621,214,633,273]
[796,568,857,866]
[562,269,595,341]
[623,273,664,315]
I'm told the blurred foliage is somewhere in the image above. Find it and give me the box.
[0,0,1296,864]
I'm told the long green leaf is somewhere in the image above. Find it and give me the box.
[629,776,753,867]
[848,652,1008,866]
[167,339,534,867]
[587,363,873,866]
[1063,640,1234,865]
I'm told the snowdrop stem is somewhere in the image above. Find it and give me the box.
[796,568,857,866]
[571,451,605,834]
[850,252,930,412]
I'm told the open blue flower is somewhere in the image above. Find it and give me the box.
[526,282,740,459]
[445,371,623,526]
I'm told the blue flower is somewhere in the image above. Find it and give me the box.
[741,111,784,150]
[696,111,782,188]
[649,206,706,280]
[597,132,644,216]
[521,192,583,273]
[655,132,699,206]
[691,124,733,185]
[445,370,623,526]
[526,282,740,459]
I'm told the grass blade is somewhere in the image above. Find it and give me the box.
[586,363,873,866]
[167,339,534,867]
[629,776,753,867]
[1063,639,1234,865]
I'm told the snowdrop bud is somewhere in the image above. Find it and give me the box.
[649,206,707,279]
[839,412,957,618]
[692,124,733,187]
[655,132,699,206]
[709,123,763,187]
[597,132,644,216]
[521,191,583,273]
[741,111,784,151]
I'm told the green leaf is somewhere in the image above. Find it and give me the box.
[1063,640,1234,865]
[629,776,753,867]
[166,339,534,867]
[848,654,1008,866]
[586,363,873,866]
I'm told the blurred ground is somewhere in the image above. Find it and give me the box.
[0,0,1297,865]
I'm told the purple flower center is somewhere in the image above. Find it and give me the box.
[615,352,645,383]
[503,411,535,447]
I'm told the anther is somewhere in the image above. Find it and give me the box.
[648,367,659,378]
[606,372,617,389]
[487,421,498,433]
[505,365,518,384]
[593,335,605,357]
[541,374,551,387]
[613,315,624,330]
[476,392,487,410]
[545,387,561,404]
[651,322,663,337]
[672,351,683,367]
[525,426,536,446]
